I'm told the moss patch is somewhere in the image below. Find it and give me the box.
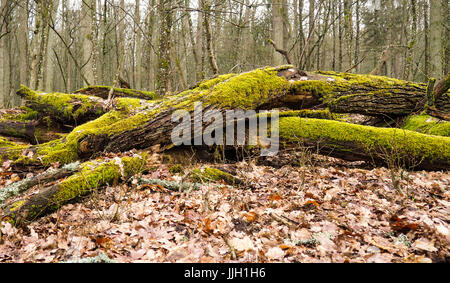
[4,154,147,224]
[277,117,450,165]
[169,164,184,175]
[75,85,157,100]
[204,67,290,109]
[402,115,450,137]
[18,85,105,122]
[189,167,242,185]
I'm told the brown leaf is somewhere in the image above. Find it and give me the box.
[269,194,282,202]
[389,216,419,232]
[243,212,258,223]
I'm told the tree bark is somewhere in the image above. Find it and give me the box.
[74,85,156,100]
[4,66,448,172]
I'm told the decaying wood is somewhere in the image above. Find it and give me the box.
[16,85,109,125]
[433,74,450,101]
[0,119,62,144]
[74,86,155,100]
[1,66,448,172]
[1,154,146,225]
[0,162,80,206]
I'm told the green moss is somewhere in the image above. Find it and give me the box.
[278,109,336,120]
[36,111,124,164]
[289,80,334,98]
[0,138,27,164]
[75,85,157,100]
[277,117,450,164]
[315,71,423,88]
[169,164,184,175]
[115,97,143,112]
[402,115,450,137]
[8,200,26,212]
[0,137,15,147]
[18,85,103,122]
[189,167,241,185]
[204,67,290,109]
[50,154,146,209]
[0,106,39,122]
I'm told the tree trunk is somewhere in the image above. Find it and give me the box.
[272,0,284,66]
[430,0,443,78]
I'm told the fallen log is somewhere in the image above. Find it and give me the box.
[1,153,147,226]
[74,86,157,100]
[277,117,450,171]
[0,162,80,205]
[17,85,109,125]
[0,120,62,144]
[2,66,449,172]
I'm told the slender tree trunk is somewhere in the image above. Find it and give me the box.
[354,0,360,73]
[338,0,343,71]
[18,1,29,88]
[430,0,443,78]
[195,0,204,80]
[203,0,219,75]
[272,0,284,65]
[298,0,304,67]
[135,0,142,89]
[424,0,430,79]
[443,0,449,74]
[343,0,353,69]
[156,0,172,96]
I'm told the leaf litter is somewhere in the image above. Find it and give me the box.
[0,153,448,263]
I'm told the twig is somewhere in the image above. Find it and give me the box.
[268,39,292,65]
[270,213,301,227]
[222,234,237,260]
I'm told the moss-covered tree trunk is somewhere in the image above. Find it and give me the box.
[1,154,147,226]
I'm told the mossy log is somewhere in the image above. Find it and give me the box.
[2,66,449,172]
[188,167,243,185]
[278,117,449,171]
[74,86,157,100]
[1,154,147,226]
[0,162,80,205]
[0,120,62,144]
[0,120,39,142]
[17,85,109,125]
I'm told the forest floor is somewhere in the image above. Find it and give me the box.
[0,150,449,263]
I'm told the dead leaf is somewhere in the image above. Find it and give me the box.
[412,238,438,252]
[243,212,258,222]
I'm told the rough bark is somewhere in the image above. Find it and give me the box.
[17,85,109,125]
[74,86,156,100]
[0,120,60,144]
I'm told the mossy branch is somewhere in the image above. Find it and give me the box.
[1,154,147,226]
